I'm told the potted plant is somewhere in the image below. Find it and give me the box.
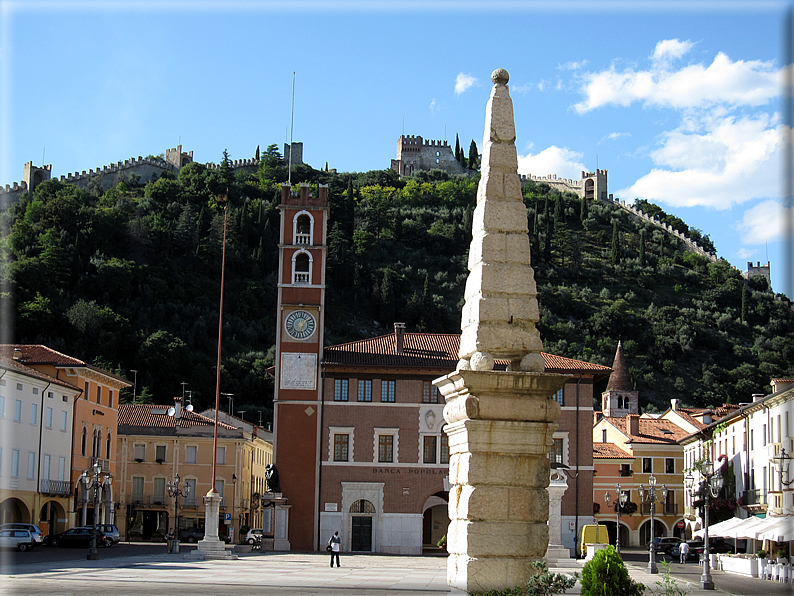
[757,550,767,579]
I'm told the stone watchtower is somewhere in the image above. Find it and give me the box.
[23,161,52,196]
[601,341,638,417]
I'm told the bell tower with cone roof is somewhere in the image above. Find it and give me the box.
[601,341,638,417]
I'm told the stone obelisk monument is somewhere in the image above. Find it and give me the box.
[434,69,569,594]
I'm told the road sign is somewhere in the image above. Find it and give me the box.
[224,513,231,522]
[677,520,685,529]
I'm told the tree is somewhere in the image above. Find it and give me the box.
[255,145,260,161]
[580,195,589,221]
[611,222,621,265]
[468,140,479,171]
[639,230,646,267]
[455,134,461,164]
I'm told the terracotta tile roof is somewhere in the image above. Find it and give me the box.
[0,344,131,385]
[678,404,740,421]
[0,356,79,391]
[605,416,689,444]
[669,410,706,430]
[118,404,239,431]
[593,443,633,458]
[323,332,612,375]
[771,378,794,382]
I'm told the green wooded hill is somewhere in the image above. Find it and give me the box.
[2,147,792,422]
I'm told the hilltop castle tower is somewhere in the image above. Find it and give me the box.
[390,135,469,178]
[601,341,638,417]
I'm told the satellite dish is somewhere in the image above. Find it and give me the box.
[167,407,175,417]
[185,404,194,412]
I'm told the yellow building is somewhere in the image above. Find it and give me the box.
[116,398,272,542]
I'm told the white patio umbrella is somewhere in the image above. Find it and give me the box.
[757,516,794,542]
[725,515,770,539]
[694,517,747,539]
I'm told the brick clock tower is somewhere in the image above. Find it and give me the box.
[273,183,329,551]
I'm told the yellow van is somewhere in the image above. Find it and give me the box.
[578,524,610,557]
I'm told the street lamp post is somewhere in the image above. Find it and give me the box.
[639,474,668,574]
[167,473,191,554]
[80,463,112,561]
[605,484,628,553]
[685,459,724,590]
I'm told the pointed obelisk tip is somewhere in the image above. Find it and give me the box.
[491,69,509,85]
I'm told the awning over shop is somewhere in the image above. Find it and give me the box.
[756,516,794,542]
[694,516,750,539]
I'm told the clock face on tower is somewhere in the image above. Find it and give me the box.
[284,309,317,341]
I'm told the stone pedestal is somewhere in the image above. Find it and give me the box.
[436,369,568,594]
[545,473,571,564]
[262,493,291,551]
[186,490,238,561]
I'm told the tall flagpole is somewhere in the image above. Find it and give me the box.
[288,71,295,185]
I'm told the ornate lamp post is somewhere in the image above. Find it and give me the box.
[605,484,628,553]
[79,463,112,560]
[685,459,723,590]
[771,447,793,487]
[639,474,667,574]
[167,473,191,554]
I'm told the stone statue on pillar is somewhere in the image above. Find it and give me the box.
[434,69,569,594]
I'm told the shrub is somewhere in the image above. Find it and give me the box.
[580,546,645,596]
[757,549,766,559]
[475,560,577,596]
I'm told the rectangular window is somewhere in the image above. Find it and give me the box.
[665,458,675,474]
[133,444,145,461]
[85,381,90,400]
[43,454,50,481]
[334,379,349,401]
[216,447,226,465]
[333,434,349,462]
[16,383,22,391]
[153,477,166,502]
[549,438,564,464]
[27,452,35,479]
[378,435,394,463]
[440,433,449,464]
[96,386,102,405]
[763,424,767,446]
[602,429,608,443]
[185,478,196,500]
[186,445,197,464]
[11,449,19,477]
[423,382,439,403]
[620,463,632,477]
[553,388,564,406]
[423,436,438,464]
[30,403,38,425]
[643,458,652,474]
[155,445,166,462]
[357,380,372,402]
[45,407,53,429]
[14,399,22,422]
[132,477,144,499]
[109,390,113,408]
[381,380,395,402]
[215,479,224,498]
[58,457,65,481]
[0,395,4,417]
[750,429,754,450]
[60,411,67,432]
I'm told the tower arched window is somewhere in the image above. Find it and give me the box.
[292,250,312,284]
[292,211,314,246]
[106,431,112,459]
[81,427,87,456]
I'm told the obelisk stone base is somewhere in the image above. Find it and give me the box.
[186,490,238,561]
[436,369,567,594]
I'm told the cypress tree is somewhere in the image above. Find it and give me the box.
[741,284,748,323]
[255,145,260,161]
[639,230,646,266]
[554,195,564,223]
[455,134,461,164]
[468,140,479,171]
[580,195,588,221]
[611,222,621,265]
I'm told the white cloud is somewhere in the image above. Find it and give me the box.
[738,199,790,244]
[650,39,695,67]
[560,60,588,70]
[617,115,783,209]
[455,73,477,95]
[598,132,631,144]
[574,50,780,113]
[517,146,587,181]
[429,99,438,115]
[736,247,756,260]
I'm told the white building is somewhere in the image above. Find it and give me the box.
[680,379,794,548]
[0,355,81,534]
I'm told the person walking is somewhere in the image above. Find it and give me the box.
[679,541,689,564]
[329,531,341,568]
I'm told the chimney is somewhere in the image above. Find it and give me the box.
[752,393,765,403]
[12,347,22,360]
[627,414,640,436]
[671,398,678,412]
[394,322,406,355]
[173,396,182,419]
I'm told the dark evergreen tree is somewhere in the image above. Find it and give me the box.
[255,145,260,161]
[580,195,588,221]
[639,230,646,266]
[455,134,461,164]
[468,140,479,171]
[611,221,621,265]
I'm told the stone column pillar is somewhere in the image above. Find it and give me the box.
[436,370,567,593]
[189,490,238,560]
[545,472,570,564]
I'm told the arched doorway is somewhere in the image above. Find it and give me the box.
[639,519,668,546]
[673,519,686,540]
[39,501,67,536]
[349,499,375,552]
[422,492,449,548]
[602,521,631,548]
[0,498,30,524]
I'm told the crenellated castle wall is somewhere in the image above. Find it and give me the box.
[391,135,470,178]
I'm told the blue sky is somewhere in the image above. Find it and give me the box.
[1,1,792,295]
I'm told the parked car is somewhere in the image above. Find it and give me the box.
[648,537,683,555]
[672,538,732,561]
[0,528,37,551]
[178,527,231,543]
[0,523,44,544]
[245,528,264,545]
[97,524,120,544]
[44,527,112,548]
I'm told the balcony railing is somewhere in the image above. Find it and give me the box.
[619,468,633,477]
[39,479,72,496]
[89,457,110,472]
[129,494,169,507]
[641,502,679,515]
[295,233,311,245]
[293,272,309,284]
[182,496,198,508]
[742,489,768,507]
